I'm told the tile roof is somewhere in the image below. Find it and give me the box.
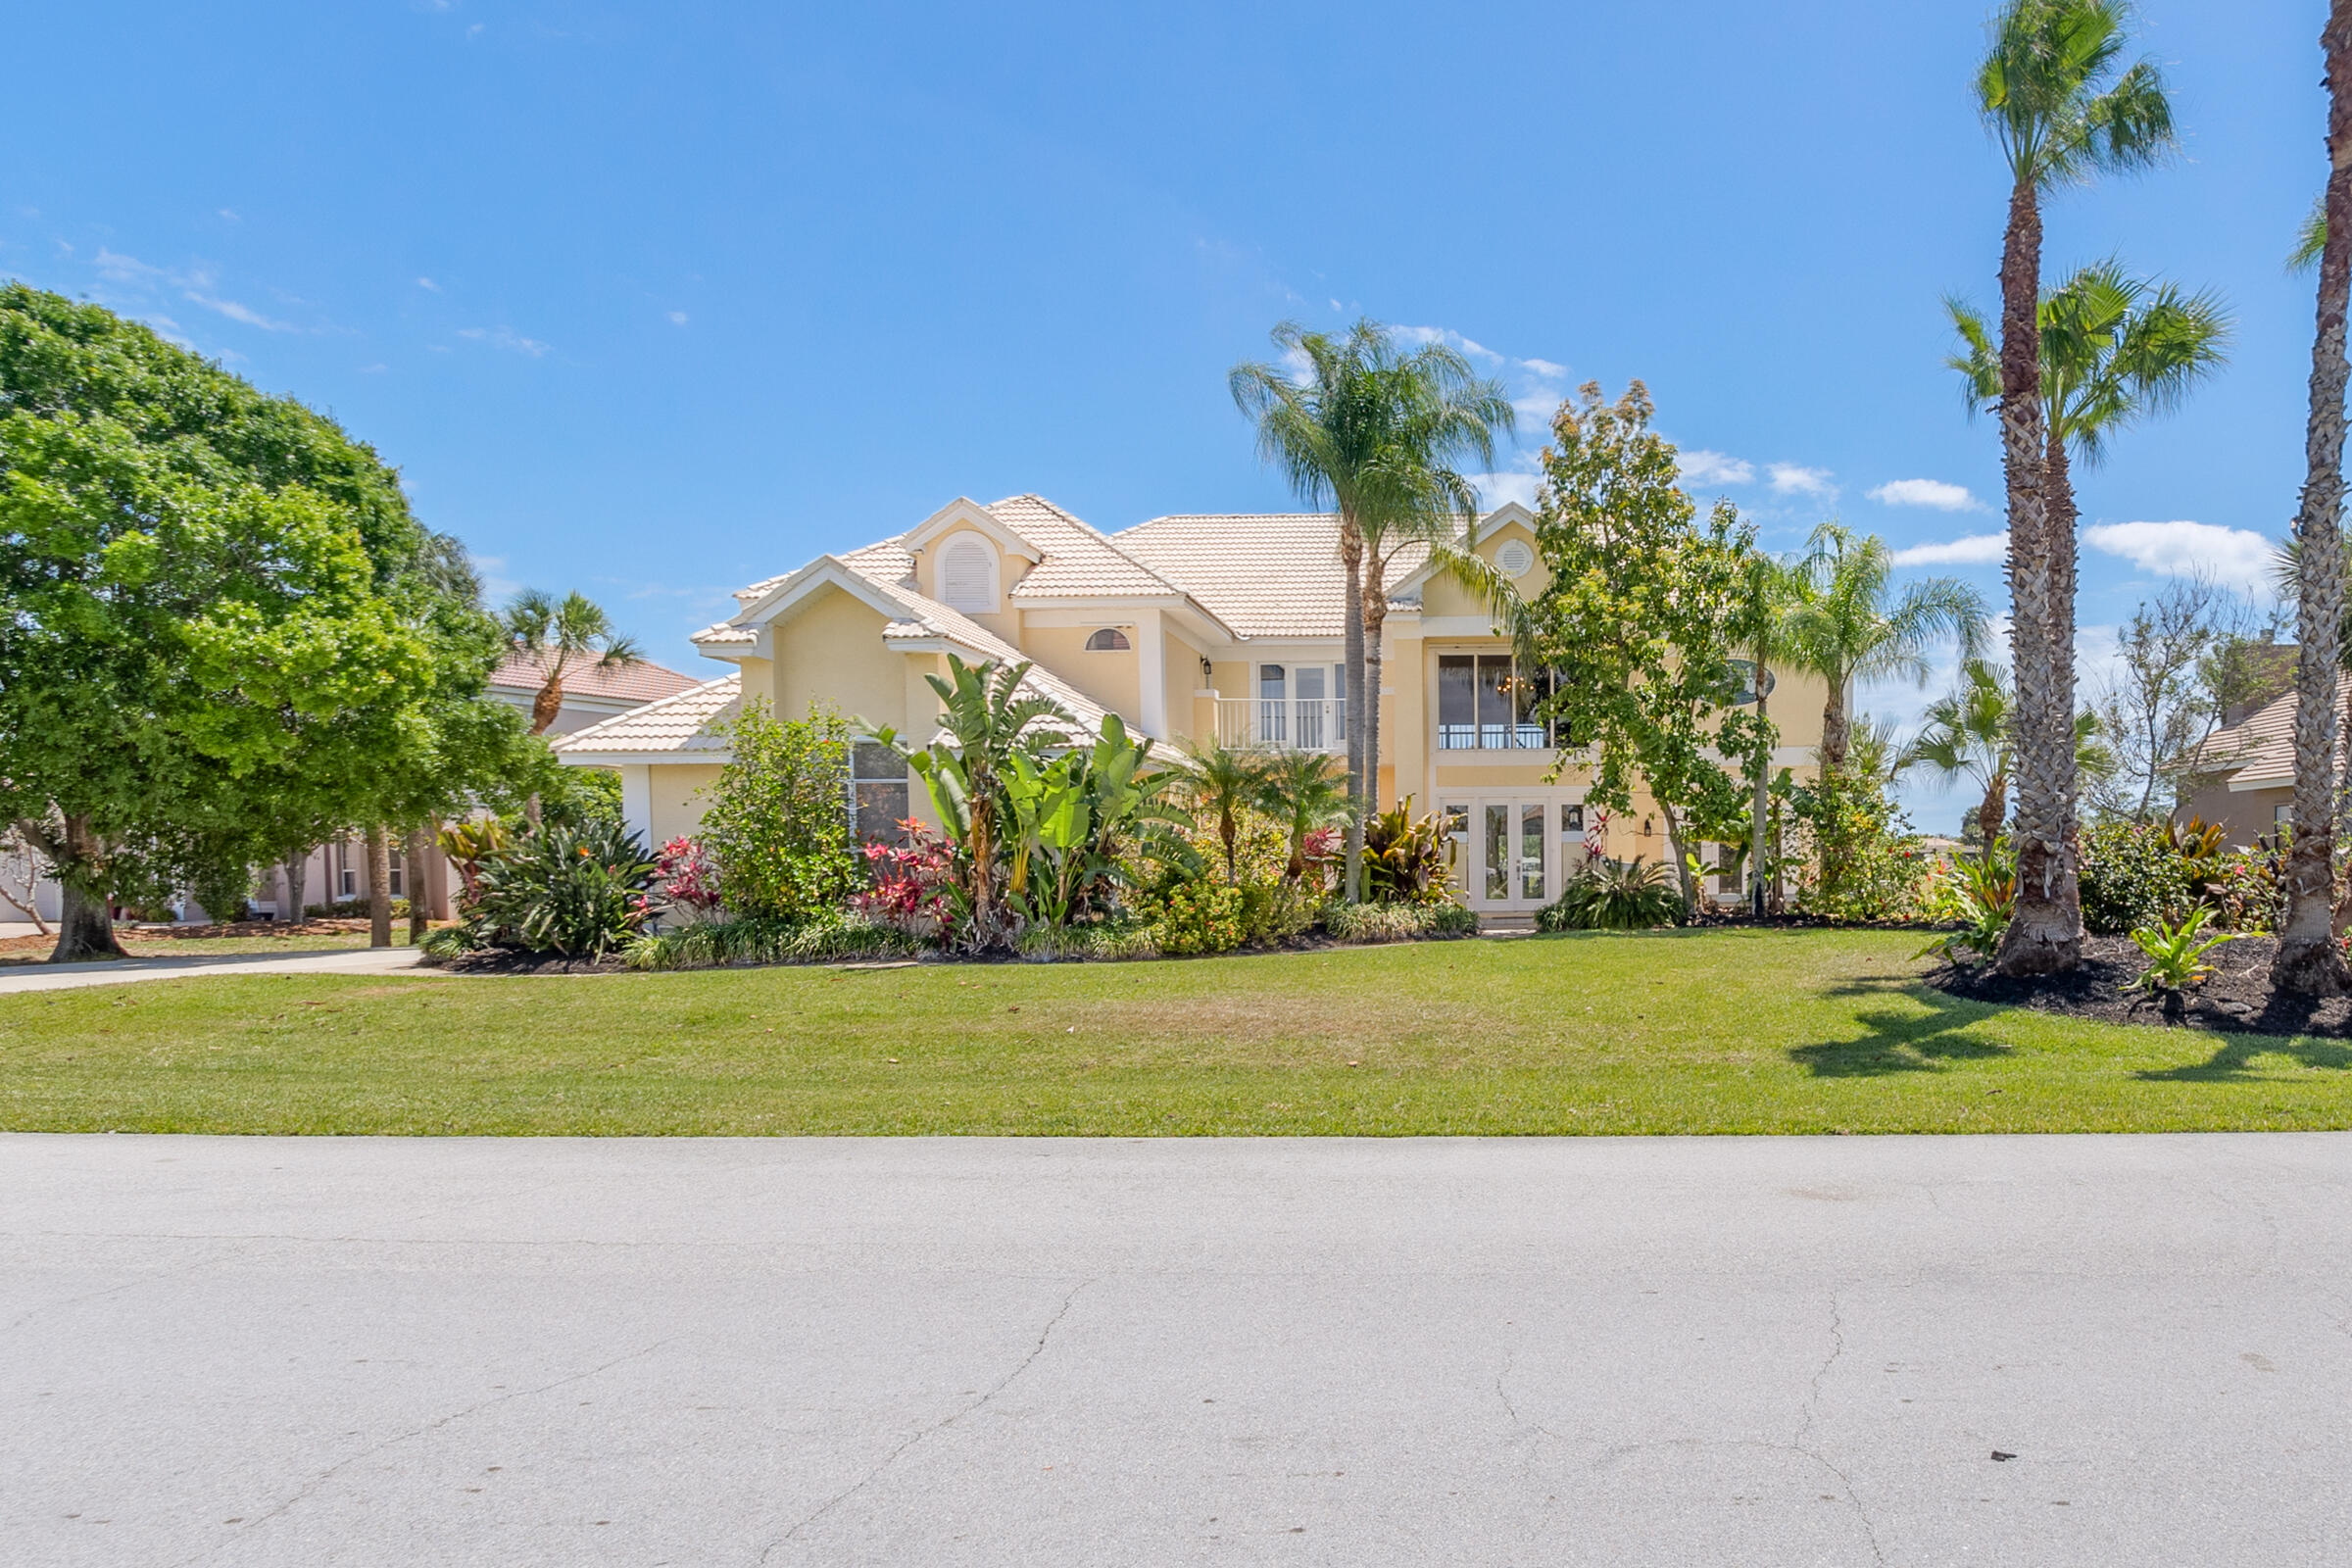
[1112,512,1429,638]
[489,648,703,705]
[868,578,1118,735]
[2196,690,2320,788]
[986,494,1184,599]
[551,674,743,758]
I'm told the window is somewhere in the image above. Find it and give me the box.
[851,741,910,844]
[387,845,405,900]
[1084,627,1130,651]
[336,840,356,898]
[1726,659,1777,706]
[939,535,995,612]
[1438,655,1556,749]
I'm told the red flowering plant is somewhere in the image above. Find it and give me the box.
[654,836,723,925]
[853,820,959,941]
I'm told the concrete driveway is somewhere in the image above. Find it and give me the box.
[0,944,423,994]
[4,1134,2348,1566]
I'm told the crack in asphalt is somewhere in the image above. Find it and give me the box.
[756,1276,1093,1564]
[163,1338,674,1568]
[1792,1292,1886,1567]
[1,1261,212,1339]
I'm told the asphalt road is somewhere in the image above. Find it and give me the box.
[4,1134,2348,1566]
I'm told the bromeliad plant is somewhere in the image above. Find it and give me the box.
[2131,905,2253,999]
[1916,855,2016,962]
[1537,857,1681,932]
[1357,797,1458,906]
[461,819,660,958]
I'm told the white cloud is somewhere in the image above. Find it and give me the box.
[416,275,440,291]
[1520,357,1567,378]
[1471,470,1542,510]
[1767,463,1837,498]
[1512,393,1561,424]
[666,310,689,325]
[1393,324,1502,364]
[217,208,240,222]
[1888,531,2008,566]
[93,247,169,285]
[185,292,295,331]
[1677,450,1755,487]
[2082,519,2280,595]
[458,325,552,357]
[1869,477,1983,513]
[358,363,389,374]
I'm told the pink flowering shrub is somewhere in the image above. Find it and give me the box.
[656,836,724,922]
[854,820,958,939]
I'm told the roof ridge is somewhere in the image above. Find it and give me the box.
[553,671,742,752]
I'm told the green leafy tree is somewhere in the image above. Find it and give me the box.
[700,700,859,923]
[1519,381,1768,913]
[0,284,481,961]
[1229,319,1512,900]
[1972,0,2175,974]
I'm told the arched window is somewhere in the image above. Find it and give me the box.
[1084,627,1131,651]
[939,535,996,612]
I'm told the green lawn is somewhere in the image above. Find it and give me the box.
[1,928,2347,1136]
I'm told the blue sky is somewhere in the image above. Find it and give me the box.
[1,2,2330,827]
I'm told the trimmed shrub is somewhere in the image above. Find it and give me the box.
[622,910,916,970]
[1151,881,1247,956]
[2078,821,2199,936]
[701,700,860,921]
[1322,898,1477,944]
[1016,921,1162,962]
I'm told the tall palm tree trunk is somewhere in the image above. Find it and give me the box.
[1750,676,1772,916]
[1992,173,2076,976]
[1361,590,1388,820]
[2276,0,2352,995]
[367,823,393,950]
[1818,674,1850,774]
[1340,518,1367,902]
[2040,428,2085,922]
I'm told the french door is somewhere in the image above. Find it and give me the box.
[1443,799,1551,910]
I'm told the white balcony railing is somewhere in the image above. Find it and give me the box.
[1213,697,1347,754]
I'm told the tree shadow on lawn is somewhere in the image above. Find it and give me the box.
[2133,1025,2352,1083]
[1786,976,2016,1078]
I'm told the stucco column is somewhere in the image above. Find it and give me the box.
[1136,608,1166,738]
[620,765,655,848]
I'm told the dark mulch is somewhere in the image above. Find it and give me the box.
[1927,931,2352,1038]
[429,950,632,976]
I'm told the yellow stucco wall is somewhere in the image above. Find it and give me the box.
[1020,624,1142,728]
[773,591,906,733]
[1164,622,1205,744]
[651,764,724,845]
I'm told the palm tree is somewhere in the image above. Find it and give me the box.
[1973,0,2174,975]
[1786,523,1988,774]
[503,590,645,737]
[1900,658,2111,859]
[1229,320,1512,899]
[1254,750,1351,885]
[1179,744,1272,885]
[2276,1,2352,994]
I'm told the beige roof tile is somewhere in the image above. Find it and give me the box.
[552,674,743,758]
[1112,512,1428,638]
[488,649,702,705]
[986,495,1184,599]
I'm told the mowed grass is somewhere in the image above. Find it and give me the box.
[2,928,2349,1136]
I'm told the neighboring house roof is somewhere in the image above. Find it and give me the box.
[551,674,744,759]
[488,649,703,706]
[2194,690,2311,790]
[1112,512,1430,638]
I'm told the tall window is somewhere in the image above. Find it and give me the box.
[1437,655,1556,750]
[387,845,405,899]
[851,741,910,844]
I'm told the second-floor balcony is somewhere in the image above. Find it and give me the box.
[1212,696,1347,754]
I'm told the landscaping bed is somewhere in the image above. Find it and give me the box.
[1927,932,2352,1038]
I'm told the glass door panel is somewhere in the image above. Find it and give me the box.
[1519,804,1546,900]
[1484,805,1510,901]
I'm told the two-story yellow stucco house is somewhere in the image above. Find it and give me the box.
[554,494,1830,917]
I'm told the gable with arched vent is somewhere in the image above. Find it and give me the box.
[937,533,998,612]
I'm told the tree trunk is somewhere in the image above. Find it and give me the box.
[50,880,126,963]
[282,849,308,923]
[407,826,432,945]
[2276,0,2352,995]
[1979,773,2007,861]
[1819,677,1849,774]
[1992,172,2077,976]
[1750,679,1772,917]
[530,677,565,736]
[1362,587,1387,819]
[1340,514,1367,903]
[1659,801,1697,915]
[367,823,393,950]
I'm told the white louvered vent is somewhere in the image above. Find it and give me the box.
[1495,539,1534,578]
[939,536,995,612]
